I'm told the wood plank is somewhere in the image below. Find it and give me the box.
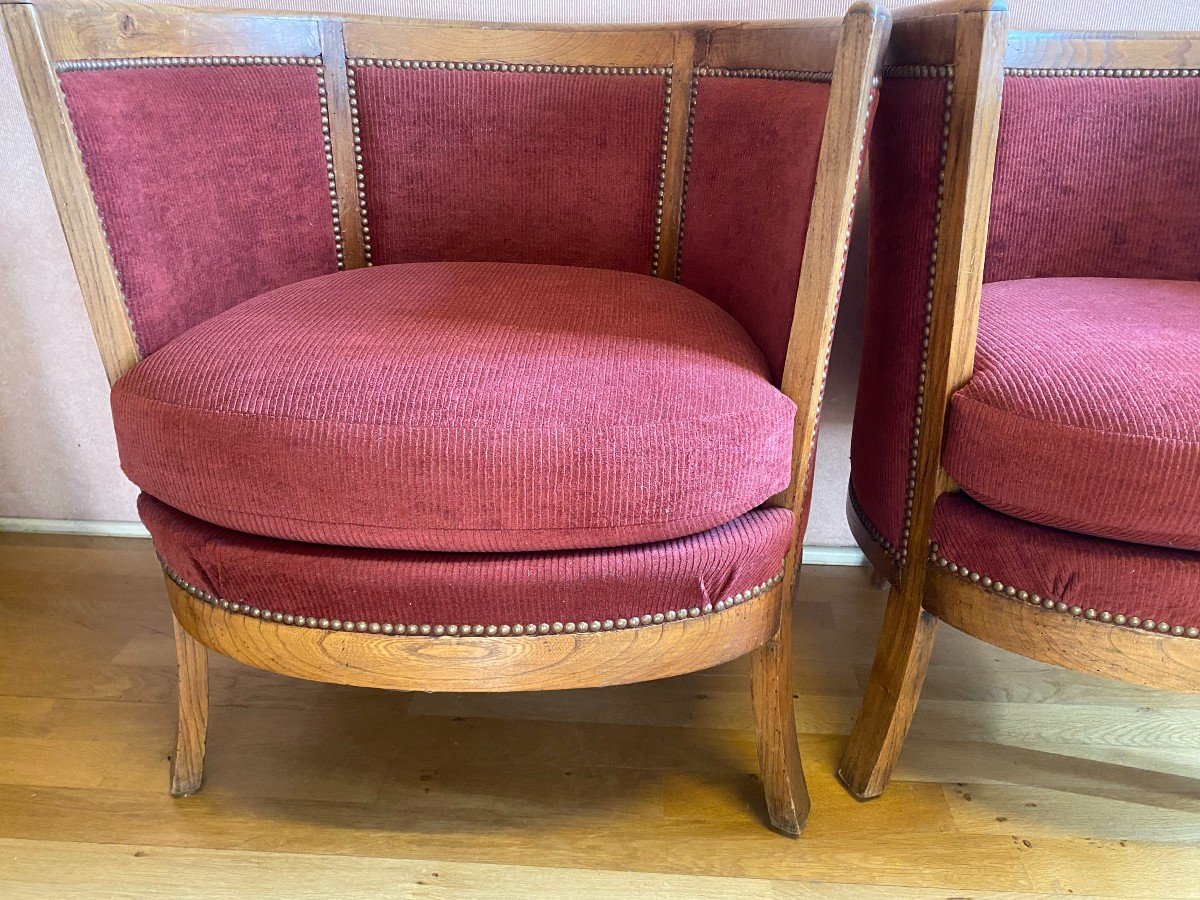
[343,20,675,66]
[2,537,1200,895]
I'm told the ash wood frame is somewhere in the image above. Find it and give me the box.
[838,0,1200,802]
[3,0,889,835]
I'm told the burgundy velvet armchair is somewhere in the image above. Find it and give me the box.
[4,0,888,835]
[840,0,1200,800]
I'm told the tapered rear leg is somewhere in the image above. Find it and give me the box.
[837,581,937,799]
[169,610,209,797]
[751,596,810,836]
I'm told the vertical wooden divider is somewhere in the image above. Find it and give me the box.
[654,28,699,281]
[319,18,366,270]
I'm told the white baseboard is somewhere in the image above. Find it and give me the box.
[0,517,151,538]
[0,517,869,567]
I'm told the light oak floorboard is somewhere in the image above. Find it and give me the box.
[0,534,1198,897]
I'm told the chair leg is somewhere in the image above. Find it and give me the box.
[751,603,810,836]
[837,582,937,799]
[169,613,209,797]
[869,567,888,589]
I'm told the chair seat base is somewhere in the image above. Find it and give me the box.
[166,571,785,693]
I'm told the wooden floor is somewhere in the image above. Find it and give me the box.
[1,533,1198,898]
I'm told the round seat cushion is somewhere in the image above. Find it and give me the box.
[139,494,792,632]
[944,277,1200,551]
[113,262,796,552]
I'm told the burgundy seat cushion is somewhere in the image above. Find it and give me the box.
[944,277,1200,551]
[140,495,791,631]
[113,262,796,552]
[931,492,1200,637]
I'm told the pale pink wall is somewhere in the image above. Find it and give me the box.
[2,0,1198,544]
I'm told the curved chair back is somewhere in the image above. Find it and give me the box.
[6,0,879,396]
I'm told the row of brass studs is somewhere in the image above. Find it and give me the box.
[883,65,952,79]
[315,65,346,270]
[901,66,955,564]
[55,55,319,71]
[343,66,372,265]
[650,68,674,276]
[929,544,1200,639]
[1005,67,1200,77]
[347,58,669,76]
[695,66,831,82]
[165,565,785,637]
[672,73,701,283]
[848,484,902,563]
[806,80,881,490]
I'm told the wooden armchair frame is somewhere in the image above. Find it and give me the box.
[4,0,889,835]
[838,0,1200,801]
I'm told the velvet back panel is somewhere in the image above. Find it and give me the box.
[677,74,831,384]
[848,74,951,558]
[350,63,666,274]
[985,74,1200,283]
[59,62,339,355]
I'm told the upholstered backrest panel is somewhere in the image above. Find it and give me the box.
[677,74,830,383]
[849,74,951,557]
[59,61,339,354]
[985,74,1200,283]
[350,63,666,273]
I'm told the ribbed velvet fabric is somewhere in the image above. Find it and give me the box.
[944,278,1200,551]
[353,66,665,273]
[986,75,1200,284]
[849,76,950,555]
[932,493,1200,632]
[59,63,337,354]
[141,495,793,627]
[113,262,796,552]
[678,76,830,384]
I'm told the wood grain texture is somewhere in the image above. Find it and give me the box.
[317,19,365,270]
[924,566,1200,695]
[2,1,140,384]
[775,2,890,522]
[1005,29,1200,70]
[750,605,810,836]
[700,20,842,72]
[4,534,1200,897]
[343,20,675,65]
[39,1,322,60]
[839,2,1009,801]
[168,609,207,797]
[652,29,696,280]
[168,577,784,694]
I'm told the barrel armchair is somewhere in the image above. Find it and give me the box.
[841,0,1200,800]
[4,0,888,834]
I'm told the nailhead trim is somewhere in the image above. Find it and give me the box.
[1005,67,1200,77]
[694,66,831,82]
[55,55,320,72]
[883,65,952,79]
[673,73,701,283]
[347,59,669,76]
[343,65,371,265]
[164,564,785,638]
[805,83,879,490]
[929,543,1200,640]
[673,66,831,283]
[650,67,674,276]
[849,483,902,564]
[314,65,346,270]
[898,65,955,563]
